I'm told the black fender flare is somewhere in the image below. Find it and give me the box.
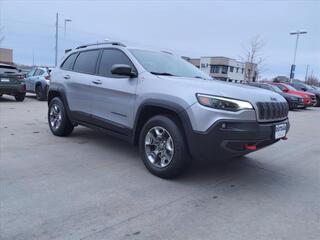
[132,99,195,154]
[47,86,74,123]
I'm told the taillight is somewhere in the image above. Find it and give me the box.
[45,75,51,81]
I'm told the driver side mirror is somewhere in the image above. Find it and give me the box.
[111,64,137,78]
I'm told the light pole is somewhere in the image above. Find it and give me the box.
[289,30,307,82]
[64,19,72,39]
[55,12,59,67]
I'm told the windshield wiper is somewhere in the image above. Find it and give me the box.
[150,72,175,76]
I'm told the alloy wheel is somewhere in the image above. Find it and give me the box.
[144,126,174,168]
[49,104,62,130]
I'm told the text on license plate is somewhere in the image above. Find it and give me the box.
[275,123,287,139]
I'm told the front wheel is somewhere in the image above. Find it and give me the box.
[15,92,26,102]
[48,97,74,136]
[315,97,320,107]
[139,115,189,179]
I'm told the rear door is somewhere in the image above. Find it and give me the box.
[63,49,100,121]
[25,68,36,91]
[91,48,138,131]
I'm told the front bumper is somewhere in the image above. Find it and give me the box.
[288,100,305,109]
[186,118,290,161]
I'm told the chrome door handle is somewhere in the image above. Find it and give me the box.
[64,75,71,79]
[92,79,102,84]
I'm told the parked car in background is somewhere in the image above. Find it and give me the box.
[47,41,290,178]
[289,81,320,107]
[271,82,316,107]
[0,63,26,101]
[311,85,320,91]
[25,67,51,101]
[247,82,304,109]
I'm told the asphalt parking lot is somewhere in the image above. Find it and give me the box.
[1,94,320,240]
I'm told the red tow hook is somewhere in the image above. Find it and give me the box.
[282,136,288,140]
[244,144,257,151]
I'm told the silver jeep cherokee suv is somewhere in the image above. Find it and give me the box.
[48,41,289,178]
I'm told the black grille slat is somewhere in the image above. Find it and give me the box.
[256,101,288,121]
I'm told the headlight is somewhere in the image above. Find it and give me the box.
[196,94,253,112]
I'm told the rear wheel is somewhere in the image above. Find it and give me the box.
[15,92,26,102]
[48,97,74,136]
[36,85,46,101]
[139,115,189,179]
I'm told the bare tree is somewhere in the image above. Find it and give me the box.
[306,73,319,86]
[241,35,266,82]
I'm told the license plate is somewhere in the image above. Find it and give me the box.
[275,124,287,139]
[1,78,10,82]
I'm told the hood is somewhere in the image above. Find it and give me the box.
[286,89,314,98]
[282,92,303,99]
[156,76,287,104]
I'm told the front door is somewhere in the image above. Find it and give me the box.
[91,48,138,132]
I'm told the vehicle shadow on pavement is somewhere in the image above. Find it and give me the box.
[0,96,17,102]
[69,127,140,160]
[66,127,283,188]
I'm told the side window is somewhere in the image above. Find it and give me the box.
[34,69,41,76]
[98,49,134,78]
[38,70,45,76]
[61,53,77,70]
[73,50,100,74]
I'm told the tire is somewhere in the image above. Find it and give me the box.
[139,115,189,179]
[315,97,320,107]
[36,85,46,101]
[48,97,74,136]
[15,92,26,102]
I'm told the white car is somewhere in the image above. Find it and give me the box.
[25,67,51,101]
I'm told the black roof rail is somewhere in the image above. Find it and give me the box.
[75,41,126,49]
[161,50,173,55]
[65,49,72,54]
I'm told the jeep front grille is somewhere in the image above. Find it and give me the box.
[256,102,288,121]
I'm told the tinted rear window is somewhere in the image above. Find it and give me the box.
[0,66,18,74]
[61,53,77,70]
[73,50,100,74]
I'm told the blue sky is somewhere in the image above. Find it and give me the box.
[1,0,319,80]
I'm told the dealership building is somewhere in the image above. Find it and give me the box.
[185,56,257,83]
[0,48,13,65]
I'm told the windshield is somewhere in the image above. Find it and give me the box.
[130,49,212,80]
[284,84,298,91]
[270,85,283,93]
[302,84,313,90]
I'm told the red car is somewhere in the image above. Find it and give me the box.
[271,83,316,107]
